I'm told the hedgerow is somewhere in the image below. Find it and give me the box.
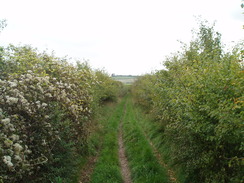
[94,70,124,104]
[0,44,122,182]
[132,21,243,182]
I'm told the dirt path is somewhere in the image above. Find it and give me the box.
[118,103,132,183]
[80,97,174,183]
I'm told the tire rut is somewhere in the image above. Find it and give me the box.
[141,127,179,183]
[118,102,132,183]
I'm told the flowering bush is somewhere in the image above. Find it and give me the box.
[0,45,121,182]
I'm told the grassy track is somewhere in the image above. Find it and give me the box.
[122,97,169,183]
[89,99,126,183]
[89,96,170,183]
[78,102,119,183]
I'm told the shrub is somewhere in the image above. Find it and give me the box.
[132,21,244,182]
[0,45,122,182]
[94,70,124,104]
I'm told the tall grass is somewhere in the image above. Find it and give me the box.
[123,97,169,183]
[134,107,187,183]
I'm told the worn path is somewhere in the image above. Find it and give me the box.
[82,96,178,183]
[118,102,132,183]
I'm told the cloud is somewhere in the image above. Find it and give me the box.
[0,0,243,75]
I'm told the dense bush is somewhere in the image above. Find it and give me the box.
[132,22,243,182]
[132,74,156,110]
[0,45,122,182]
[94,70,124,104]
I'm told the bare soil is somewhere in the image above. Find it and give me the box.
[118,104,132,183]
[118,124,132,183]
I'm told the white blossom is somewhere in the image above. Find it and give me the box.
[11,88,19,95]
[14,155,22,161]
[25,149,32,154]
[26,73,32,79]
[44,115,50,119]
[45,93,52,97]
[42,140,47,146]
[20,97,28,106]
[37,85,44,93]
[1,118,11,125]
[4,139,13,147]
[13,143,23,154]
[6,97,19,105]
[27,70,33,73]
[3,156,13,168]
[36,101,41,108]
[7,161,13,168]
[8,81,17,87]
[9,124,16,132]
[0,79,5,85]
[42,103,48,107]
[43,76,50,82]
[10,134,20,142]
[3,155,11,162]
[66,98,71,103]
[48,86,55,91]
[61,90,66,98]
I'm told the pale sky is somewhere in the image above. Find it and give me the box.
[0,0,243,75]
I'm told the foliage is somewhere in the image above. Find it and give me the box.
[131,74,156,110]
[94,70,124,104]
[132,21,244,182]
[0,44,122,182]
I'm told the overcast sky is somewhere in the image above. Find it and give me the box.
[0,0,243,75]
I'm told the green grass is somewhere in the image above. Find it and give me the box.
[89,96,182,183]
[66,104,119,183]
[89,99,126,183]
[134,107,187,183]
[122,97,169,183]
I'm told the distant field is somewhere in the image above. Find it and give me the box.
[112,75,138,84]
